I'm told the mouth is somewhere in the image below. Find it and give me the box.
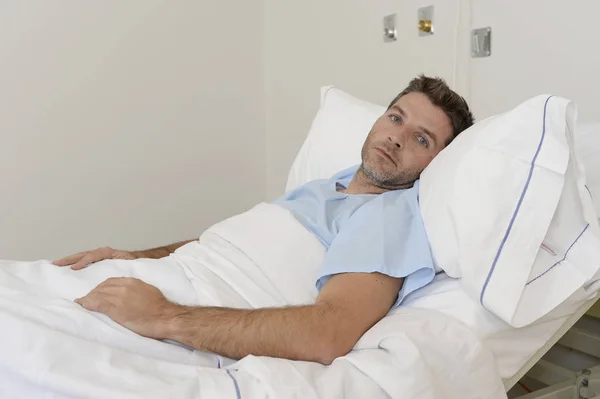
[374,147,397,166]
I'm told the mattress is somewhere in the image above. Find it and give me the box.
[402,273,600,388]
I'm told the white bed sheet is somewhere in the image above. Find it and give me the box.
[0,203,507,399]
[403,272,600,381]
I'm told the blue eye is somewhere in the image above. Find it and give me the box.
[390,115,402,123]
[417,135,429,147]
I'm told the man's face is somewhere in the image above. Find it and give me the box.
[360,92,453,190]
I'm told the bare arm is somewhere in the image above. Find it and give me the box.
[75,272,403,365]
[53,239,195,270]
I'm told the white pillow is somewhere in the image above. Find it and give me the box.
[575,122,600,218]
[419,95,600,327]
[285,87,385,192]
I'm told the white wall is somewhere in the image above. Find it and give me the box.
[467,0,600,123]
[264,0,462,199]
[7,0,594,259]
[264,0,600,198]
[0,1,265,260]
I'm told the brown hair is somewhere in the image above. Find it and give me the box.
[388,74,474,143]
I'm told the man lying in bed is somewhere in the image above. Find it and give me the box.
[53,75,474,365]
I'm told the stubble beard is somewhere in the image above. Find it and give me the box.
[359,150,420,190]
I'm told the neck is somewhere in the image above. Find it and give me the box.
[343,167,389,195]
[343,166,414,195]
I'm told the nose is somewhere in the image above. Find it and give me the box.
[387,129,406,149]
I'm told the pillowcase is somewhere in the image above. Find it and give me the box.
[419,95,600,327]
[575,122,600,218]
[285,87,385,192]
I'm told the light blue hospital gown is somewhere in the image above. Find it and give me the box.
[273,165,435,308]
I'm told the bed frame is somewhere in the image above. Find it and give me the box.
[516,366,600,399]
[508,298,600,398]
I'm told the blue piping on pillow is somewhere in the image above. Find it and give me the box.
[479,96,554,305]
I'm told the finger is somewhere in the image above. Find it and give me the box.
[70,253,98,270]
[53,252,87,267]
[102,277,141,287]
[90,279,131,295]
[76,293,116,313]
[96,277,129,288]
[92,283,126,296]
[70,250,110,270]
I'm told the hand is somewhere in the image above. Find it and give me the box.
[53,247,136,270]
[75,277,177,339]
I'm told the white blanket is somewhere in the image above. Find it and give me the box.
[0,204,506,399]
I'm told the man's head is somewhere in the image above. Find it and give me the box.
[359,75,474,190]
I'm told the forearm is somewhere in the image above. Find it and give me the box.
[131,240,195,259]
[77,274,397,364]
[159,303,341,364]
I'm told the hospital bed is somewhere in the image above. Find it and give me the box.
[426,120,600,398]
[505,303,599,395]
[504,120,600,398]
[422,114,600,398]
[287,86,600,398]
[516,367,600,399]
[503,300,600,398]
[0,89,598,399]
[400,270,600,398]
